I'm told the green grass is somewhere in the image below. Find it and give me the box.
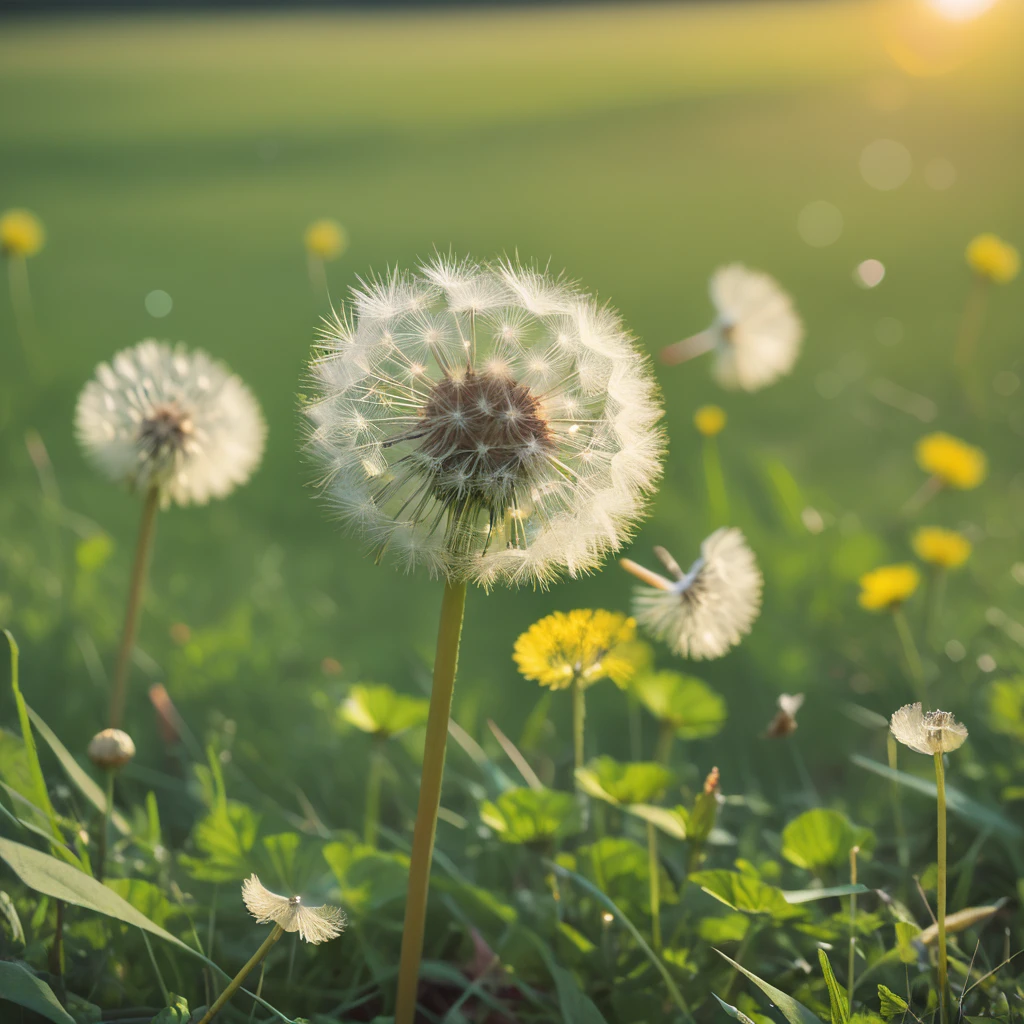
[1,0,1022,808]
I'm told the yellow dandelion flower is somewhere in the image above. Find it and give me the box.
[694,405,726,437]
[0,209,45,258]
[513,609,637,690]
[966,233,1019,284]
[915,432,986,490]
[858,563,920,611]
[912,527,971,569]
[304,218,347,261]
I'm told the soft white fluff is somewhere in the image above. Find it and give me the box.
[241,874,345,945]
[890,703,968,756]
[629,527,763,660]
[75,340,266,507]
[305,255,664,587]
[709,264,803,392]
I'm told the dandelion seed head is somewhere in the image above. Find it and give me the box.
[241,874,345,944]
[625,527,763,660]
[858,563,920,611]
[305,256,663,587]
[916,432,987,490]
[966,233,1019,284]
[75,340,266,507]
[0,208,45,258]
[304,219,347,261]
[708,264,803,392]
[890,703,968,756]
[513,609,637,690]
[912,526,971,569]
[87,728,136,770]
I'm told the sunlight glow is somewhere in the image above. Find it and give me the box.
[926,0,1000,22]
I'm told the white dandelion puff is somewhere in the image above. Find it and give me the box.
[75,340,266,507]
[890,703,968,756]
[241,874,346,945]
[621,527,763,660]
[305,255,664,588]
[661,264,803,392]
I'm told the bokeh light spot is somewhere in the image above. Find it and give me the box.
[976,653,996,672]
[145,289,173,318]
[924,157,957,190]
[797,201,843,247]
[927,0,999,22]
[860,139,912,191]
[855,259,886,288]
[945,640,966,661]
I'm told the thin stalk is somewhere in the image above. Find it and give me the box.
[307,253,327,299]
[394,579,467,1024]
[647,820,662,951]
[48,899,65,1003]
[141,929,170,1007]
[702,436,729,527]
[364,739,385,846]
[571,678,586,781]
[654,720,674,765]
[723,921,761,1001]
[892,607,926,707]
[902,474,943,517]
[246,961,266,1024]
[96,769,115,882]
[196,924,284,1024]
[887,733,910,877]
[934,752,949,1024]
[627,690,642,762]
[109,485,160,728]
[847,846,859,1011]
[953,274,989,371]
[7,254,38,373]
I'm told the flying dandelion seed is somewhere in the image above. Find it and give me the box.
[765,693,804,738]
[660,265,803,392]
[621,528,762,660]
[242,874,346,944]
[306,255,664,588]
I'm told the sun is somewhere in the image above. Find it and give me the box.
[925,0,1000,22]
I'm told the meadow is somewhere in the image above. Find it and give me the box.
[0,1,1023,1022]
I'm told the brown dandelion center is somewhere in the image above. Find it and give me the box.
[289,895,302,906]
[417,368,555,505]
[139,403,193,462]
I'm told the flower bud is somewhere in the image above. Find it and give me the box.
[88,728,136,771]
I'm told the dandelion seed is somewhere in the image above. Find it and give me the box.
[915,432,986,491]
[661,265,803,392]
[912,527,971,569]
[241,874,346,944]
[305,255,663,588]
[621,528,762,660]
[765,693,804,738]
[857,564,920,611]
[76,340,266,508]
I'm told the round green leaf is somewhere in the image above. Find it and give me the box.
[340,683,429,738]
[781,809,875,871]
[631,671,726,739]
[480,787,581,844]
[575,757,674,805]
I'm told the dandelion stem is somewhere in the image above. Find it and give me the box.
[109,484,160,729]
[892,608,926,707]
[96,769,115,883]
[654,721,674,766]
[887,733,910,878]
[394,579,467,1024]
[307,253,327,299]
[7,253,38,373]
[702,436,729,527]
[628,690,642,762]
[364,740,385,847]
[934,751,949,1024]
[647,820,662,951]
[847,846,859,1011]
[902,474,943,517]
[196,924,284,1024]
[953,274,989,372]
[571,677,586,783]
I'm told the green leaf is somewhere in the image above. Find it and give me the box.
[575,757,674,805]
[480,787,582,844]
[987,678,1024,740]
[179,798,259,882]
[323,840,410,914]
[576,837,677,917]
[0,890,25,944]
[149,995,191,1024]
[549,964,610,1024]
[0,836,195,955]
[894,921,920,963]
[691,870,802,920]
[783,884,869,905]
[631,671,727,738]
[105,878,179,929]
[0,961,75,1024]
[627,802,688,840]
[75,533,114,573]
[340,683,429,738]
[818,949,849,1024]
[852,756,1022,840]
[26,704,130,835]
[715,950,823,1024]
[713,993,759,1024]
[782,809,875,871]
[877,985,909,1020]
[700,913,750,944]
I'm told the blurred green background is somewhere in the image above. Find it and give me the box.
[1,1,1022,817]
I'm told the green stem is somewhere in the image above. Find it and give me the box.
[96,769,114,882]
[571,678,586,782]
[847,846,858,1011]
[109,485,160,728]
[647,820,662,951]
[196,924,284,1024]
[892,607,926,707]
[953,273,989,371]
[7,254,38,374]
[627,690,642,762]
[394,580,467,1024]
[926,567,947,649]
[48,899,65,1004]
[934,752,949,1024]
[723,921,761,1001]
[364,740,385,846]
[702,436,729,527]
[887,733,910,877]
[654,720,674,765]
